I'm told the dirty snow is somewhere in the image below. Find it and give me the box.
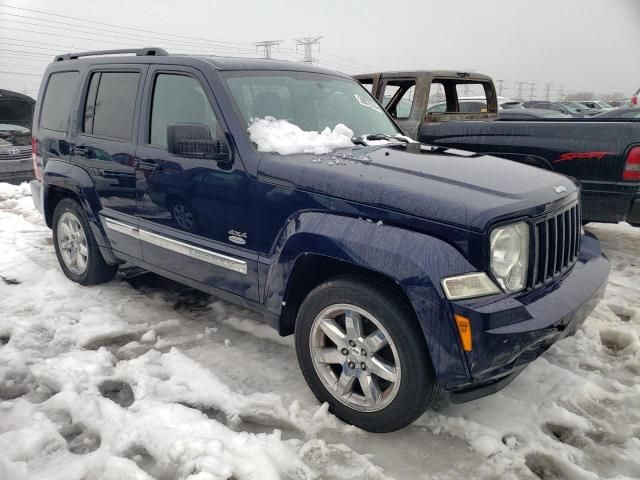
[1,182,639,479]
[248,117,355,155]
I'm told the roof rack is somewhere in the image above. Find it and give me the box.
[54,47,168,62]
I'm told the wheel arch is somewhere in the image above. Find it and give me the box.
[263,212,475,387]
[43,159,120,265]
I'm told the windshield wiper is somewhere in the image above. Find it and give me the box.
[364,133,409,143]
[351,134,409,146]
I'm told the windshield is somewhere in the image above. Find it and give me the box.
[224,71,399,141]
[0,123,31,147]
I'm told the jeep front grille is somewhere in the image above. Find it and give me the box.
[532,201,581,287]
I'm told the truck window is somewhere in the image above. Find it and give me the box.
[358,78,374,94]
[84,72,140,141]
[149,74,219,149]
[455,84,488,112]
[40,71,80,131]
[382,80,416,119]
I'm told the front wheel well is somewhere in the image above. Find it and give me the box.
[278,254,417,337]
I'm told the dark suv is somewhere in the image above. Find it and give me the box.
[29,48,609,432]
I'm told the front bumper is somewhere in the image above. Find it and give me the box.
[445,233,609,401]
[0,168,34,185]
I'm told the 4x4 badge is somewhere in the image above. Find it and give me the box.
[553,185,567,194]
[228,230,247,245]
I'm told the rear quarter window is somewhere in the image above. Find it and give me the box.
[40,71,80,131]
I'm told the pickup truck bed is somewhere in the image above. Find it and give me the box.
[420,118,640,225]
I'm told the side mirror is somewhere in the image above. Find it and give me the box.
[167,123,231,163]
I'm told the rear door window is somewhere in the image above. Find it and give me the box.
[40,71,80,131]
[83,71,140,141]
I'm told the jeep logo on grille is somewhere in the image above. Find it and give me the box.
[8,148,20,155]
[553,185,567,194]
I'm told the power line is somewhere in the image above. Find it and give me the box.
[0,4,381,76]
[0,4,253,49]
[0,19,260,55]
[294,36,323,64]
[0,70,43,76]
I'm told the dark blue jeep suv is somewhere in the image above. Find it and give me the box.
[29,48,609,432]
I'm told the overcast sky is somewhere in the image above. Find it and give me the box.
[1,0,639,99]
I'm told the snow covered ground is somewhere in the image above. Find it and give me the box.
[0,181,638,480]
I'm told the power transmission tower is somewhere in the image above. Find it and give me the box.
[294,36,323,64]
[516,82,527,100]
[496,79,507,96]
[544,83,552,101]
[254,40,282,59]
[556,85,566,101]
[528,82,536,101]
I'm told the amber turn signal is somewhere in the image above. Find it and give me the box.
[454,315,472,352]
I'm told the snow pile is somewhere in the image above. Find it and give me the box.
[248,117,355,155]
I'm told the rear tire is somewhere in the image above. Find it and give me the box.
[295,276,437,432]
[52,198,118,285]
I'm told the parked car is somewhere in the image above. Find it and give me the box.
[357,71,640,227]
[579,100,615,111]
[428,96,521,113]
[0,89,35,183]
[524,101,585,117]
[593,108,640,119]
[498,108,571,120]
[31,50,609,432]
[559,101,599,116]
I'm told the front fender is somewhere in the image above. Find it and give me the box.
[43,159,119,264]
[263,212,476,388]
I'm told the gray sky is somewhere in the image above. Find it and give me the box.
[1,0,639,99]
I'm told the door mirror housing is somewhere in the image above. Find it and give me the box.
[167,123,231,163]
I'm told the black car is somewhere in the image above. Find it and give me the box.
[0,89,35,183]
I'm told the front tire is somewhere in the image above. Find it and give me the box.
[52,198,118,285]
[295,276,438,432]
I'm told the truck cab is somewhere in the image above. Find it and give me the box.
[354,71,498,139]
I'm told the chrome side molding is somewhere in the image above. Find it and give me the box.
[104,217,247,275]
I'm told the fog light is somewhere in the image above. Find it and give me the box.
[441,272,501,300]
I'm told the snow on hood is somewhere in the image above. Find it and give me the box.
[248,116,356,155]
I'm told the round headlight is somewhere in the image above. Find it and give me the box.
[490,222,529,293]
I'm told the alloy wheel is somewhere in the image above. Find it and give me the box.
[309,304,401,412]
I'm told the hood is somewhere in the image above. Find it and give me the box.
[257,145,578,231]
